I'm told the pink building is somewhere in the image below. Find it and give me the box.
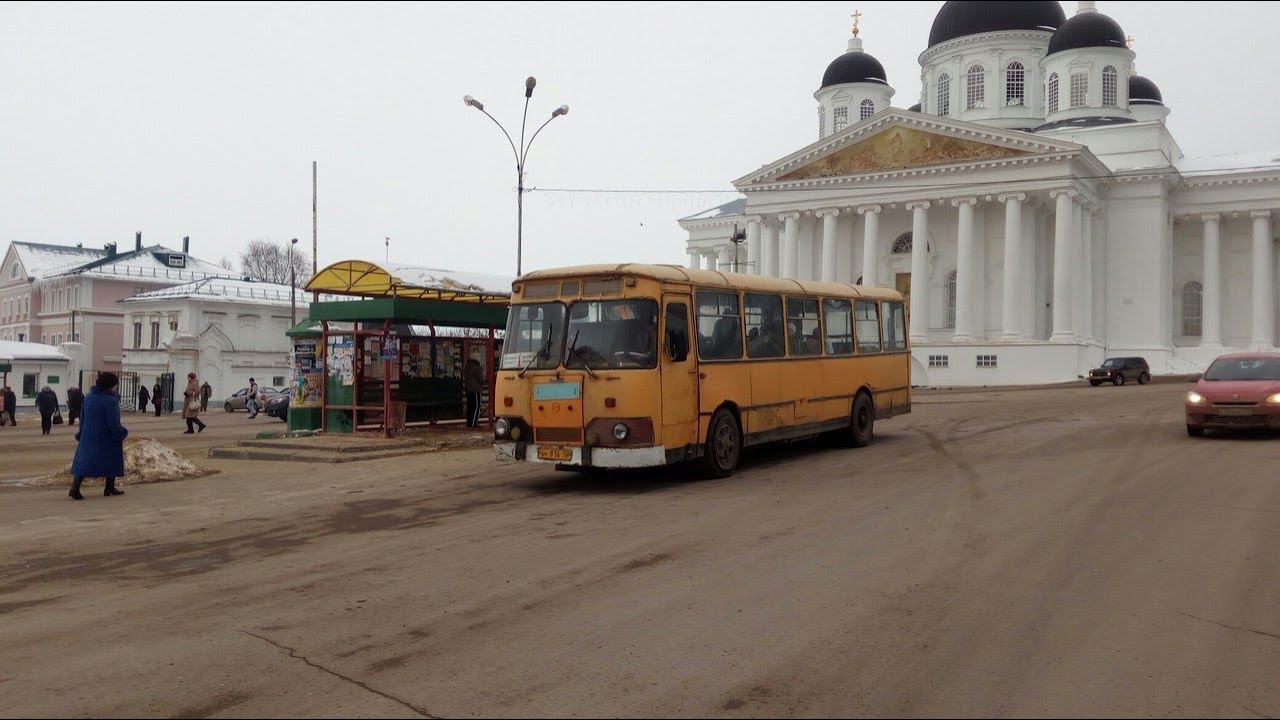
[1,236,227,376]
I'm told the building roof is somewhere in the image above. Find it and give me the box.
[1046,10,1127,56]
[0,340,70,362]
[821,45,888,89]
[306,260,513,303]
[1177,151,1280,176]
[10,242,108,280]
[679,197,747,222]
[1129,75,1164,106]
[121,277,336,307]
[928,1,1065,48]
[62,245,229,284]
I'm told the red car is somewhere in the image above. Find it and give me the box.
[1185,353,1280,437]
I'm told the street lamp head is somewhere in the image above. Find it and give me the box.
[463,94,484,111]
[525,76,537,98]
[552,104,569,118]
[291,237,298,245]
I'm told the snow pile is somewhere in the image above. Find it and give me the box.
[33,437,214,487]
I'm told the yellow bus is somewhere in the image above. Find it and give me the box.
[493,264,911,476]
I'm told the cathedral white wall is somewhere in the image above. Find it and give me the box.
[917,31,1053,129]
[1104,181,1174,369]
[1041,121,1183,171]
[1040,46,1134,125]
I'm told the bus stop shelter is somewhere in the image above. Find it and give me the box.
[299,260,511,436]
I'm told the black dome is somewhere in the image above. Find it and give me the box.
[1128,75,1164,105]
[1047,12,1127,55]
[908,103,922,112]
[821,51,888,88]
[928,1,1066,48]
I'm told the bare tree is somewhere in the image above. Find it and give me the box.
[239,238,311,286]
[218,256,235,272]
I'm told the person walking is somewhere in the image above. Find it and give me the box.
[182,372,206,433]
[1,386,15,426]
[69,372,129,500]
[200,381,212,412]
[151,380,163,417]
[464,357,486,428]
[36,385,59,435]
[66,385,83,427]
[138,383,151,414]
[246,377,259,419]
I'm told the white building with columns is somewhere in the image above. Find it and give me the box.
[680,1,1280,386]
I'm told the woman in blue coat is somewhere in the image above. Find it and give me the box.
[69,372,129,500]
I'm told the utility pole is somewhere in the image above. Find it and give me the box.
[728,224,747,273]
[312,161,318,302]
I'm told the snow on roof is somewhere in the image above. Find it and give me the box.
[382,263,514,297]
[62,245,230,284]
[11,242,108,280]
[0,340,70,362]
[1177,150,1280,176]
[122,277,344,307]
[680,197,748,222]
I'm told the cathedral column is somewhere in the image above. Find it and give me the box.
[702,249,717,272]
[858,205,881,286]
[745,216,762,276]
[761,221,778,277]
[1200,213,1222,348]
[1251,210,1275,348]
[1050,189,1077,342]
[688,249,701,270]
[999,192,1025,340]
[952,197,978,341]
[717,245,733,273]
[907,201,931,341]
[816,208,840,282]
[780,212,800,279]
[1079,203,1094,342]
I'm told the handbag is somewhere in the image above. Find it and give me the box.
[53,411,64,425]
[187,400,201,412]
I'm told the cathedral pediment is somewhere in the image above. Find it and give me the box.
[735,110,1084,188]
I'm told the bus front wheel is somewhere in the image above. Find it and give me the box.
[847,393,875,448]
[701,408,741,478]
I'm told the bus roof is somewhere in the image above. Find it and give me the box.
[518,263,905,301]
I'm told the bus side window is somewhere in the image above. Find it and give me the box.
[665,302,689,361]
[882,302,907,351]
[822,298,853,356]
[787,297,822,356]
[855,300,881,353]
[744,293,784,358]
[695,291,742,360]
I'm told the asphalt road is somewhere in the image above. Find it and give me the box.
[1,382,1277,718]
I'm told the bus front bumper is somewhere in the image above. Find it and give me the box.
[494,442,667,469]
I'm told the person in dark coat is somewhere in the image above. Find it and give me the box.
[69,372,129,500]
[138,384,150,414]
[1,386,15,426]
[35,386,59,435]
[66,386,83,427]
[151,381,163,417]
[200,381,212,412]
[464,358,486,428]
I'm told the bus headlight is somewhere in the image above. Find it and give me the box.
[612,422,629,440]
[1186,391,1206,405]
[495,418,511,438]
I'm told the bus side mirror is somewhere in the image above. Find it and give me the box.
[666,329,688,362]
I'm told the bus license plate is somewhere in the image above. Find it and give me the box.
[537,447,574,461]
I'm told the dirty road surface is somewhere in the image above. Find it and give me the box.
[1,383,1277,717]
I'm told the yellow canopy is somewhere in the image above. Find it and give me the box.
[304,260,513,304]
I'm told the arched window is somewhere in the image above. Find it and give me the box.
[833,106,849,132]
[1182,281,1203,336]
[1006,61,1025,106]
[945,270,958,329]
[818,106,825,137]
[966,64,985,110]
[1047,73,1059,114]
[1102,65,1118,106]
[1070,73,1088,108]
[891,232,913,254]
[860,99,874,120]
[937,74,951,117]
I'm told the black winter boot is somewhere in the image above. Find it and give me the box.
[104,478,124,497]
[69,476,85,500]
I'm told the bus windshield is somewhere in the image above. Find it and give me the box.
[565,299,659,370]
[501,303,566,370]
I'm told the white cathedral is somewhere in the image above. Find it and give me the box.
[679,0,1280,386]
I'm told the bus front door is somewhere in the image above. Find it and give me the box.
[660,295,698,454]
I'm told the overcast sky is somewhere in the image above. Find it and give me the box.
[3,1,1278,280]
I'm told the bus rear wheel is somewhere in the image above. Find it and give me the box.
[701,408,740,478]
[847,392,875,448]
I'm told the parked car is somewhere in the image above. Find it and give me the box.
[1185,353,1280,437]
[264,393,289,422]
[222,386,284,412]
[1088,357,1150,386]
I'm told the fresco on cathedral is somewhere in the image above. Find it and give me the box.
[775,126,1029,181]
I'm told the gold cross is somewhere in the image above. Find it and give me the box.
[1125,34,1134,48]
[851,9,862,37]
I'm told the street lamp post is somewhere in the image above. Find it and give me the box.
[464,77,568,277]
[290,237,299,327]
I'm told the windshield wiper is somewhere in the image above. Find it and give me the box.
[518,330,554,378]
[566,329,598,379]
